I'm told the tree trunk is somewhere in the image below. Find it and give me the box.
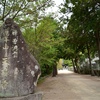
[52,66,57,77]
[95,32,100,67]
[72,58,77,73]
[74,57,80,73]
[86,44,92,75]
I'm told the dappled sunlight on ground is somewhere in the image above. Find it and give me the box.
[58,69,74,74]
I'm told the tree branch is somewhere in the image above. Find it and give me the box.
[12,0,29,19]
[3,0,15,19]
[2,0,6,21]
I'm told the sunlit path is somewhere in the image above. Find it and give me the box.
[37,70,100,100]
[58,69,74,74]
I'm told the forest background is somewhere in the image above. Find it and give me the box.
[0,0,100,76]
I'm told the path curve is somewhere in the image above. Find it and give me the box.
[37,70,100,100]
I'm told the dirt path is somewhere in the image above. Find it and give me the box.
[37,70,100,100]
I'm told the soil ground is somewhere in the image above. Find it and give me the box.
[37,69,100,100]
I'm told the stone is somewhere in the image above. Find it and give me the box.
[0,92,43,100]
[0,18,41,97]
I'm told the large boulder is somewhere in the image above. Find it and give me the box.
[0,18,41,97]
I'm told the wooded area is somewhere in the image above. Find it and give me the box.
[0,0,100,77]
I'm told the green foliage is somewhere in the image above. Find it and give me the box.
[0,0,54,26]
[64,59,72,67]
[59,0,100,73]
[2,0,99,75]
[0,0,66,76]
[23,16,65,76]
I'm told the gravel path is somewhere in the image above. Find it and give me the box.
[37,70,100,100]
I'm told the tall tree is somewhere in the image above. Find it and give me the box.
[23,16,65,76]
[60,0,100,73]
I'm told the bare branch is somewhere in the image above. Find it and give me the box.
[2,0,6,21]
[12,0,29,19]
[3,0,15,18]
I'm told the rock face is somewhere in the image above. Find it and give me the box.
[0,18,41,97]
[0,93,43,100]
